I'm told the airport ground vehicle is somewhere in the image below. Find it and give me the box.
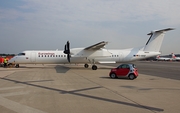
[109,64,138,80]
[0,57,4,67]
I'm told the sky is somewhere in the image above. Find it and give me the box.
[0,0,180,55]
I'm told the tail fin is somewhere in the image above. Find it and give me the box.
[156,55,160,59]
[143,28,174,52]
[171,53,176,59]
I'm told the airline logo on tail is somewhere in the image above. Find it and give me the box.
[171,53,176,59]
[171,53,180,61]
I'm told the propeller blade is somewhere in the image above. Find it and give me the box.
[64,41,71,62]
[64,45,66,54]
[67,54,70,62]
[67,41,70,54]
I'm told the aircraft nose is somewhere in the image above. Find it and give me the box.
[8,57,15,63]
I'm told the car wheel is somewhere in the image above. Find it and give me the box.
[128,74,135,80]
[110,73,117,79]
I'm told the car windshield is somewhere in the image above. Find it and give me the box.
[118,64,129,69]
[18,53,25,56]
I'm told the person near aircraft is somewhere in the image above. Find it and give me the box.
[3,57,7,68]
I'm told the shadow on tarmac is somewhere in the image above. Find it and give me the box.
[100,76,131,80]
[121,85,180,91]
[1,77,164,112]
[54,65,70,73]
[23,79,54,83]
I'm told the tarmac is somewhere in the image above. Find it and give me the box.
[0,62,180,113]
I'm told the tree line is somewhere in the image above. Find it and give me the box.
[0,54,15,56]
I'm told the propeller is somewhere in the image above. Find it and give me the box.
[63,41,71,62]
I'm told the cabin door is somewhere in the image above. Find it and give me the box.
[31,52,36,63]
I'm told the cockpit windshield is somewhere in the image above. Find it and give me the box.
[18,53,25,56]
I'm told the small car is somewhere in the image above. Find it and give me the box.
[109,64,138,80]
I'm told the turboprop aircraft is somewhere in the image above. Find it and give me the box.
[8,28,174,70]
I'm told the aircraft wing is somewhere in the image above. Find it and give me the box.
[84,41,108,50]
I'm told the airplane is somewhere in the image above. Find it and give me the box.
[8,28,174,70]
[156,55,171,61]
[171,53,180,61]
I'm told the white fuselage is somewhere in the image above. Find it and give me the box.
[156,57,171,61]
[8,28,174,66]
[9,48,160,64]
[173,57,180,61]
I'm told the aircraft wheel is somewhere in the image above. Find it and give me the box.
[128,74,135,80]
[8,63,12,67]
[84,64,89,68]
[15,64,19,68]
[92,65,97,70]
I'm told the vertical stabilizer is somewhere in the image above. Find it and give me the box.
[171,53,176,59]
[143,28,174,52]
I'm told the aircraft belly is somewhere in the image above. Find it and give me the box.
[36,58,67,64]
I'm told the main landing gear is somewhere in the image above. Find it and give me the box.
[84,64,89,68]
[92,65,97,70]
[84,63,97,70]
[15,64,19,68]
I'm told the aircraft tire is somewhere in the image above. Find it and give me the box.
[92,65,97,70]
[84,64,89,68]
[15,64,19,68]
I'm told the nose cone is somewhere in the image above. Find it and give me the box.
[8,57,14,63]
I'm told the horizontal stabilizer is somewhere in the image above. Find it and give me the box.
[147,28,174,35]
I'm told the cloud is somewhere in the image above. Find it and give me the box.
[1,0,179,24]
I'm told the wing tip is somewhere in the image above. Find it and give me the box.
[84,41,108,50]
